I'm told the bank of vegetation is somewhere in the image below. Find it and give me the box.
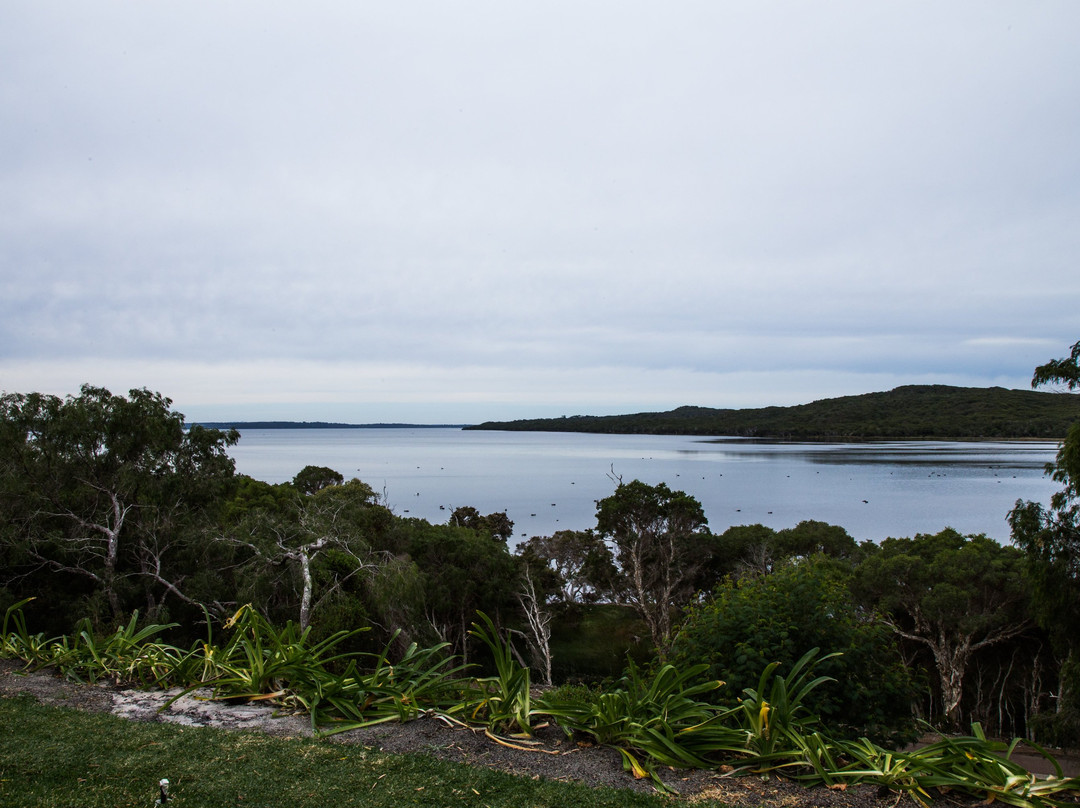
[466,384,1079,439]
[2,342,1079,803]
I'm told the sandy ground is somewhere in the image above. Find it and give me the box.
[2,659,1076,807]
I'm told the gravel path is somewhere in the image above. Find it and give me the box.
[2,659,1067,807]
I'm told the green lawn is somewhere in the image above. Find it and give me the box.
[0,695,721,808]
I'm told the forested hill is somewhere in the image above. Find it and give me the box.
[187,421,467,430]
[465,385,1080,439]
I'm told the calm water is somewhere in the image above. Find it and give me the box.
[225,429,1061,545]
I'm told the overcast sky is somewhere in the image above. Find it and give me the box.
[2,2,1078,423]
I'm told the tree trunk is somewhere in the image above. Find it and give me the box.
[934,639,972,728]
[298,551,313,632]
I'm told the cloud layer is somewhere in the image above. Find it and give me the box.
[2,2,1078,421]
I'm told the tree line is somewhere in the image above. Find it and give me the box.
[1,342,1078,749]
[467,383,1079,438]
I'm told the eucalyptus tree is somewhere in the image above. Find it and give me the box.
[292,465,344,495]
[854,529,1032,728]
[595,479,711,654]
[0,385,238,625]
[226,479,384,631]
[1009,339,1080,744]
[516,529,618,605]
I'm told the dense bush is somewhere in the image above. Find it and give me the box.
[669,556,919,746]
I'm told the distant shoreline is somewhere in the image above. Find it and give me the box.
[186,421,469,430]
[465,385,1078,440]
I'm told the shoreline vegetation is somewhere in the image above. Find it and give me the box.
[466,385,1079,439]
[186,420,470,430]
[3,341,1080,805]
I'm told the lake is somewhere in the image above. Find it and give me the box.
[225,429,1062,545]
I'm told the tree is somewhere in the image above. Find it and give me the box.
[594,480,710,654]
[1032,340,1080,391]
[292,465,344,495]
[516,530,618,605]
[710,521,858,582]
[773,520,858,562]
[0,385,238,625]
[449,506,515,542]
[226,479,382,631]
[670,555,918,744]
[854,529,1032,728]
[403,520,520,661]
[1009,339,1080,745]
[517,565,554,686]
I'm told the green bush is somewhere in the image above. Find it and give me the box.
[669,556,919,746]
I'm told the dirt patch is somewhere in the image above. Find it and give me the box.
[0,659,1072,807]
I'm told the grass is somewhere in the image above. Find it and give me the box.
[4,601,1079,806]
[0,695,699,808]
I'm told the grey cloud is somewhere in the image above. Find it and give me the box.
[2,2,1078,416]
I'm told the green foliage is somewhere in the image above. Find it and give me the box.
[708,521,859,582]
[5,602,1079,804]
[402,520,520,657]
[292,464,344,494]
[448,506,515,541]
[732,648,838,764]
[468,384,1080,439]
[1012,339,1080,749]
[670,557,919,745]
[467,611,536,736]
[595,480,712,653]
[0,697,675,808]
[855,529,1033,730]
[0,385,238,625]
[539,657,736,786]
[310,633,471,733]
[1032,340,1080,392]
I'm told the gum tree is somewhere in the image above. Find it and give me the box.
[0,385,238,623]
[595,479,710,654]
[854,529,1032,728]
[1009,340,1080,743]
[226,480,383,631]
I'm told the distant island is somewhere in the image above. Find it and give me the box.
[465,385,1079,439]
[187,421,468,430]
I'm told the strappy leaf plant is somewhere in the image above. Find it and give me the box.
[733,647,838,768]
[304,633,472,735]
[185,604,368,704]
[539,657,738,785]
[466,611,536,737]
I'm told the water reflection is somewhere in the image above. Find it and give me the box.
[227,430,1061,543]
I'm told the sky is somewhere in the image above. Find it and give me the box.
[2,2,1078,424]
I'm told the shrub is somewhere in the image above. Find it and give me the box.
[669,555,919,746]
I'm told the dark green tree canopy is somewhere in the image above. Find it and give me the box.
[670,555,918,745]
[448,506,514,542]
[710,521,858,581]
[516,529,618,605]
[0,385,239,623]
[854,528,1031,727]
[595,479,711,653]
[292,465,345,495]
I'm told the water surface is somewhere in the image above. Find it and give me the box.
[226,429,1060,545]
